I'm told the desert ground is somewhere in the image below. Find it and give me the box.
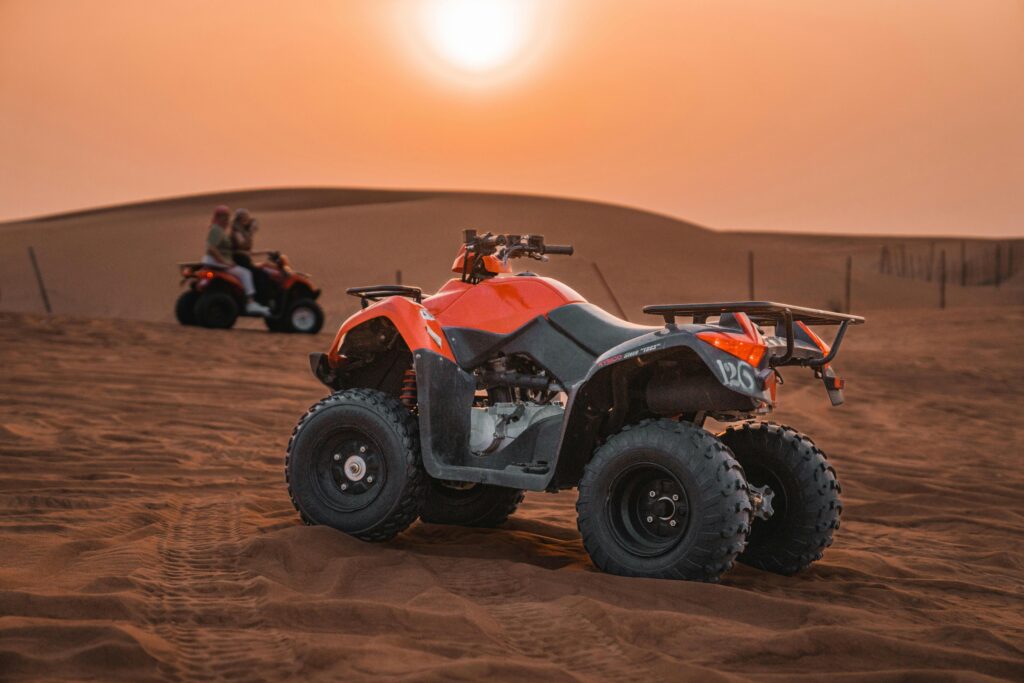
[1,190,1022,681]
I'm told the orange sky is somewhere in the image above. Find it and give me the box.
[1,0,1022,235]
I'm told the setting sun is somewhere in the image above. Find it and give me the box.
[417,0,539,74]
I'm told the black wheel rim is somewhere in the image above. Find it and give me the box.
[310,428,387,512]
[607,463,690,557]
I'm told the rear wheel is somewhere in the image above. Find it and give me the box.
[718,422,841,575]
[285,389,425,541]
[420,479,525,527]
[284,299,324,334]
[194,290,239,329]
[263,316,288,332]
[175,290,199,325]
[576,419,751,581]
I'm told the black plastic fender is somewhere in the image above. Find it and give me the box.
[547,324,773,489]
[584,324,773,404]
[413,349,558,491]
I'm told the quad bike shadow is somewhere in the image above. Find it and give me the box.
[286,231,864,581]
[395,516,584,571]
[176,250,324,333]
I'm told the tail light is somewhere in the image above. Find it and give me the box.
[696,313,766,366]
[696,331,766,366]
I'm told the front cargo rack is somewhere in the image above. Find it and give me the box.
[642,301,865,368]
[346,285,423,309]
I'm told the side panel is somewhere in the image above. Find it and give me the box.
[414,350,558,490]
[194,271,245,297]
[327,297,454,364]
[443,315,595,384]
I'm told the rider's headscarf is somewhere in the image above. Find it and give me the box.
[212,205,230,227]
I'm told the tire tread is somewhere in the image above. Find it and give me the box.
[285,388,425,541]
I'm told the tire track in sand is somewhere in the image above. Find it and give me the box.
[147,499,298,682]
[435,558,647,681]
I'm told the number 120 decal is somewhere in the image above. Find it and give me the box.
[715,358,758,393]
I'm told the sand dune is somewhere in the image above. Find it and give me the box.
[0,189,1020,332]
[1,307,1022,681]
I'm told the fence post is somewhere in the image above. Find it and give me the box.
[28,246,52,314]
[1009,243,1015,279]
[844,255,852,313]
[960,240,967,286]
[995,244,1002,288]
[747,251,755,300]
[591,261,629,321]
[395,269,402,285]
[939,250,946,309]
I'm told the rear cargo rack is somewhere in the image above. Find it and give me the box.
[347,285,423,309]
[642,301,865,367]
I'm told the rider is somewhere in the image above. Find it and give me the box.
[229,208,271,302]
[202,206,270,316]
[229,208,255,259]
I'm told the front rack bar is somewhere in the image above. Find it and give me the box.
[347,285,423,309]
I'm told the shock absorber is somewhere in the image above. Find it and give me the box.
[400,366,417,408]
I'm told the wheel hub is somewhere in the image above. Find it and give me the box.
[326,441,382,499]
[638,484,687,533]
[344,455,367,481]
[292,307,316,331]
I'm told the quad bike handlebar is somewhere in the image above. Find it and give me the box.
[459,230,573,283]
[462,230,574,259]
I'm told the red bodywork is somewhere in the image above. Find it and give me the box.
[327,275,586,366]
[182,255,317,298]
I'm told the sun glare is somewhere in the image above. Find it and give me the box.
[418,0,538,75]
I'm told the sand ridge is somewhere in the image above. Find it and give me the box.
[0,189,1020,330]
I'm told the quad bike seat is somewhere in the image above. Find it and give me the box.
[178,261,230,271]
[547,303,659,357]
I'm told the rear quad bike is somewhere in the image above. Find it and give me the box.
[286,231,864,580]
[175,250,324,333]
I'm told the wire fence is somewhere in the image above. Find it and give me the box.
[878,241,1017,287]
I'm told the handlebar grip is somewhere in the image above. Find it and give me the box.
[544,245,574,255]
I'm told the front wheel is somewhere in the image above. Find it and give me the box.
[420,479,525,527]
[285,389,425,541]
[576,420,751,581]
[283,298,324,334]
[718,422,842,575]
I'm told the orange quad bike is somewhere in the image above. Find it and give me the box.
[286,231,864,580]
[176,251,324,333]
